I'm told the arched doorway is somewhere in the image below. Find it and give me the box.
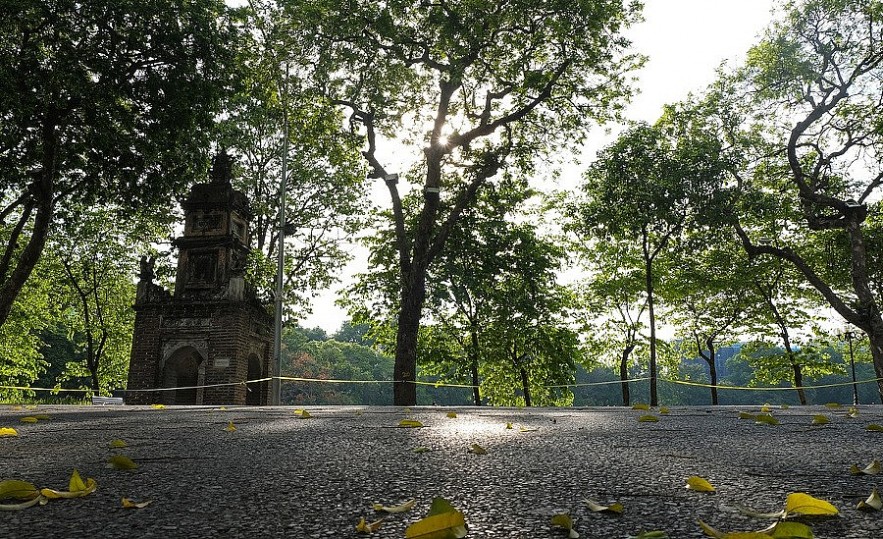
[162,347,205,405]
[245,354,266,405]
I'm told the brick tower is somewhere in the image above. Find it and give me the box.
[126,153,273,405]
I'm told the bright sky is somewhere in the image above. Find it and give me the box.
[301,0,780,334]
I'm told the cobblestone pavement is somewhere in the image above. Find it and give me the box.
[2,404,882,538]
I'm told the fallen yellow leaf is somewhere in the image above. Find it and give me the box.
[632,403,650,410]
[398,419,424,428]
[638,415,659,423]
[824,402,842,409]
[468,443,488,455]
[19,417,38,423]
[413,446,431,454]
[784,492,838,517]
[446,411,457,418]
[0,479,39,501]
[760,404,772,413]
[551,512,580,538]
[738,412,756,420]
[372,499,416,513]
[505,422,514,429]
[865,423,883,432]
[295,409,312,419]
[121,497,152,509]
[224,421,237,432]
[857,488,883,512]
[847,406,859,418]
[850,459,881,475]
[698,519,771,538]
[0,427,18,437]
[659,406,670,415]
[107,454,138,470]
[40,469,98,499]
[811,415,829,425]
[583,498,624,514]
[686,476,716,493]
[109,439,128,448]
[150,404,165,410]
[754,414,779,426]
[356,516,384,533]
[405,498,467,539]
[519,426,538,432]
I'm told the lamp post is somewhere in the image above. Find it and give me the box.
[840,330,859,406]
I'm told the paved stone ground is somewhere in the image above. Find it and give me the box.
[2,404,883,538]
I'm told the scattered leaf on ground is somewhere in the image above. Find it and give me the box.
[755,414,780,426]
[824,402,841,409]
[356,516,384,533]
[659,406,670,415]
[109,439,128,448]
[122,497,152,509]
[686,476,716,493]
[847,407,859,418]
[583,498,624,514]
[295,409,312,419]
[0,479,39,501]
[150,404,165,410]
[224,421,237,432]
[107,454,138,470]
[857,488,883,512]
[865,424,883,432]
[446,411,457,418]
[405,497,467,539]
[632,403,650,410]
[19,417,38,423]
[762,520,814,538]
[519,426,538,432]
[41,469,98,499]
[398,419,424,428]
[850,459,881,476]
[505,422,513,429]
[760,404,772,413]
[551,512,580,538]
[373,499,416,513]
[811,415,829,425]
[468,443,488,455]
[413,446,431,454]
[0,427,18,437]
[638,415,659,423]
[739,412,756,420]
[784,492,838,517]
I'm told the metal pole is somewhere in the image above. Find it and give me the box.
[847,331,858,406]
[271,63,289,406]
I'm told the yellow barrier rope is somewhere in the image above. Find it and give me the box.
[2,375,881,395]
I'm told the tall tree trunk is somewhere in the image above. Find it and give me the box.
[868,326,883,404]
[393,277,426,405]
[781,332,807,405]
[645,252,658,406]
[707,340,718,405]
[620,344,635,406]
[469,330,481,406]
[520,367,531,407]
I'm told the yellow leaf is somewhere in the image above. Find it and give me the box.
[638,415,659,423]
[40,470,97,499]
[659,406,670,415]
[583,498,624,514]
[398,419,424,428]
[413,446,431,454]
[632,403,650,410]
[686,476,716,492]
[551,512,580,538]
[0,427,18,437]
[810,415,829,425]
[738,412,756,420]
[122,497,152,509]
[406,498,466,539]
[857,488,883,512]
[519,426,538,432]
[403,407,411,413]
[109,439,128,448]
[151,404,165,410]
[784,492,838,517]
[865,423,883,432]
[224,421,237,432]
[847,406,859,418]
[295,409,312,419]
[446,411,457,418]
[755,414,779,426]
[19,416,38,423]
[765,521,814,538]
[824,402,841,409]
[760,404,772,413]
[372,498,416,513]
[218,406,227,410]
[850,459,881,475]
[107,454,138,470]
[468,443,487,455]
[505,422,513,429]
[0,479,39,501]
[356,516,384,533]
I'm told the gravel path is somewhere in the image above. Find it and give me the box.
[2,404,882,538]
